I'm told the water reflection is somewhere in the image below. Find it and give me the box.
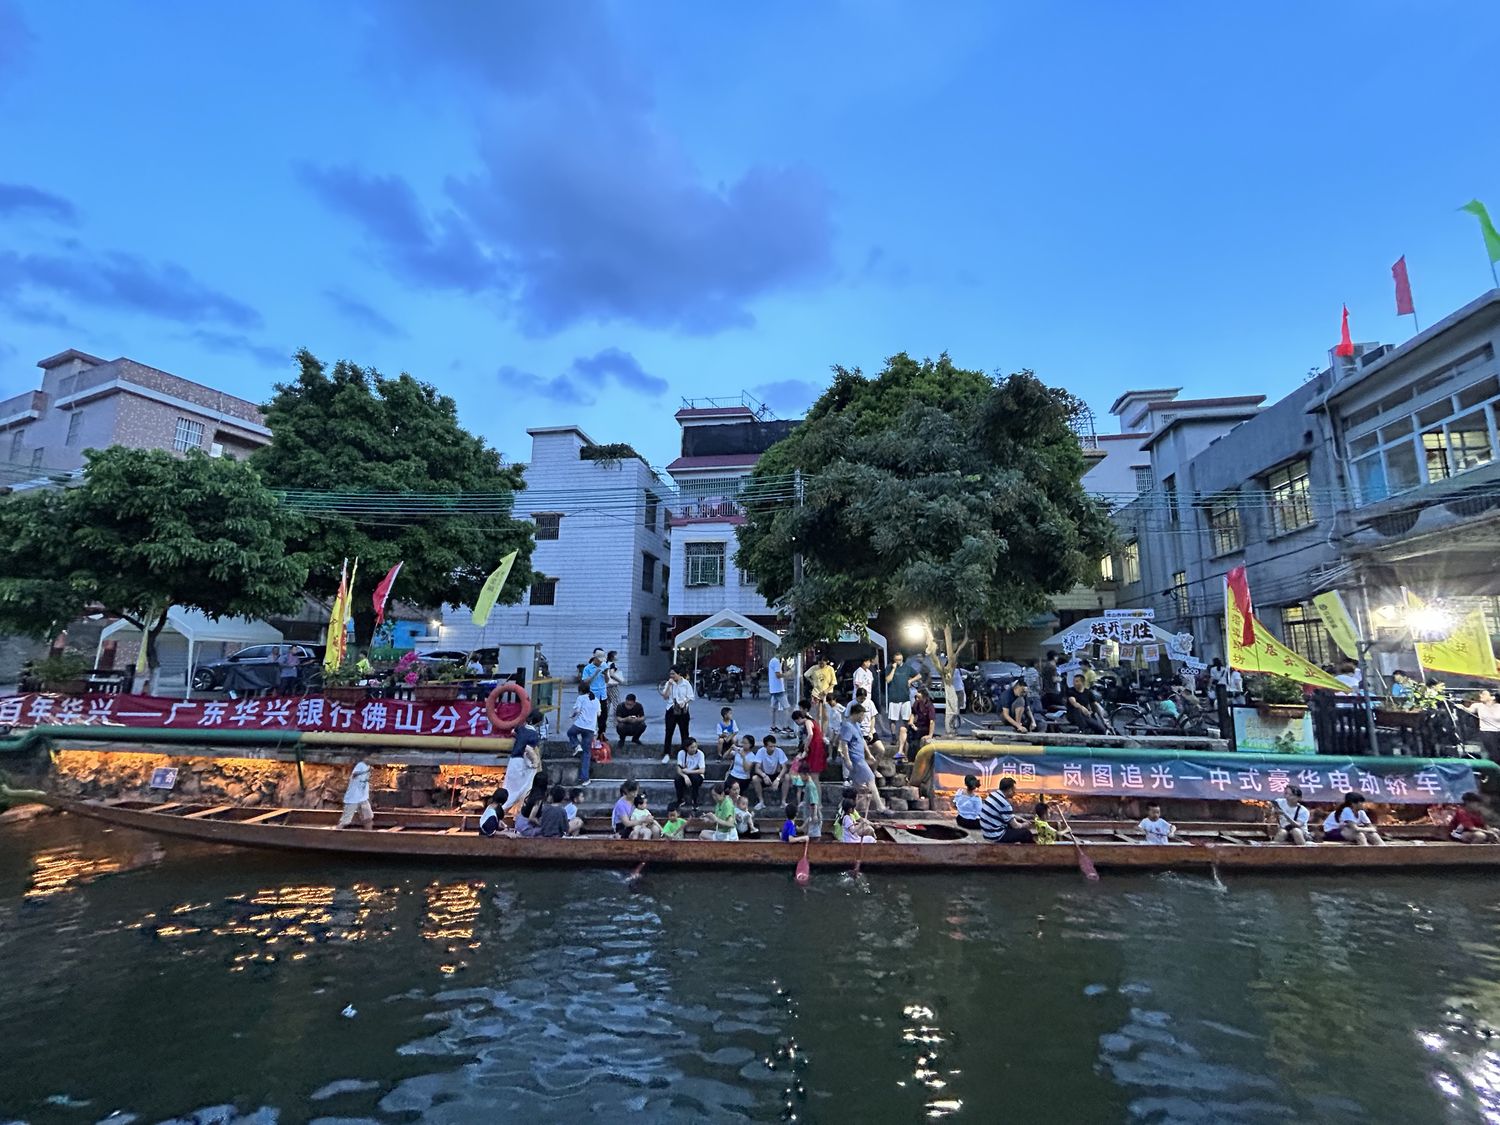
[25,839,163,901]
[898,1001,962,1118]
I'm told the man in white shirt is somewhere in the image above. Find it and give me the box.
[567,690,601,783]
[336,757,374,828]
[767,654,788,732]
[751,735,790,809]
[1463,689,1500,761]
[852,657,875,709]
[660,667,696,764]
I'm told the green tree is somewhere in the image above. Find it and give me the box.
[0,447,307,668]
[253,350,535,646]
[735,353,1114,719]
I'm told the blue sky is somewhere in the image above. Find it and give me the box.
[2,0,1498,468]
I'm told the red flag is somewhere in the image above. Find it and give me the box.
[1226,565,1255,646]
[1335,305,1355,357]
[1392,256,1414,316]
[372,562,403,625]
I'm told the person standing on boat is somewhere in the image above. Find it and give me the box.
[336,757,374,829]
[504,708,546,814]
[660,666,695,765]
[1269,785,1311,845]
[979,776,1034,843]
[1323,792,1384,845]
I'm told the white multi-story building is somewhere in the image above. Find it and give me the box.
[665,397,798,666]
[430,426,672,684]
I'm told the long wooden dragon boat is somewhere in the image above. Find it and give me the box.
[35,796,1500,872]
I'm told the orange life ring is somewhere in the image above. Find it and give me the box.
[485,681,531,734]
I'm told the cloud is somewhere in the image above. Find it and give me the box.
[300,165,501,293]
[498,348,669,407]
[753,379,822,418]
[0,249,261,328]
[182,330,288,367]
[315,3,834,336]
[5,300,78,330]
[324,288,403,338]
[0,183,77,224]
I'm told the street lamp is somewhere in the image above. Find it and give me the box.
[901,619,927,644]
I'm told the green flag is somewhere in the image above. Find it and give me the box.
[1462,199,1500,264]
[470,550,518,627]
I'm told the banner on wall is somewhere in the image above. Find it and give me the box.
[0,693,506,739]
[931,751,1478,806]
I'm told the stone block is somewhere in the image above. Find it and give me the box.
[886,798,909,813]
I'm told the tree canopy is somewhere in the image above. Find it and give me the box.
[735,353,1115,659]
[0,447,306,662]
[252,350,535,644]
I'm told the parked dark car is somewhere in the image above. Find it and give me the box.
[192,643,322,692]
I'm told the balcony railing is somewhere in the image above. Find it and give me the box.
[667,497,744,524]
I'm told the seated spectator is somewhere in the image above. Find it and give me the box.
[705,783,738,841]
[614,693,647,745]
[780,801,809,843]
[537,785,571,838]
[673,737,706,813]
[1064,674,1109,735]
[611,780,640,839]
[734,793,760,839]
[1001,681,1041,733]
[953,774,982,830]
[628,792,661,840]
[1322,792,1384,845]
[837,797,876,844]
[478,788,510,837]
[725,734,757,795]
[908,689,937,751]
[661,801,689,840]
[715,706,740,758]
[1448,792,1500,844]
[563,788,583,836]
[752,735,789,810]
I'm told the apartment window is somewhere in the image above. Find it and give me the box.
[1163,475,1179,525]
[1121,541,1141,585]
[8,429,23,460]
[1206,494,1243,556]
[65,410,84,447]
[173,417,205,452]
[529,577,557,606]
[644,491,659,531]
[1133,466,1153,493]
[641,551,657,593]
[57,374,76,398]
[533,513,561,541]
[1170,571,1190,619]
[30,448,44,469]
[1264,460,1314,535]
[1281,601,1334,666]
[1098,554,1115,582]
[685,541,726,586]
[639,615,652,657]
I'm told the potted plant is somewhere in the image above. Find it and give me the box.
[34,650,94,695]
[412,662,463,702]
[321,664,369,704]
[1246,673,1308,714]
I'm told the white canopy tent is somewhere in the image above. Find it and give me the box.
[673,609,781,650]
[97,607,284,696]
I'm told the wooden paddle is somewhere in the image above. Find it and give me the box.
[795,837,811,885]
[1056,809,1100,882]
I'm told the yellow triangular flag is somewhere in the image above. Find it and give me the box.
[471,550,519,627]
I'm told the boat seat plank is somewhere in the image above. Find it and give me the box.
[242,810,289,825]
[382,826,404,833]
[183,805,236,820]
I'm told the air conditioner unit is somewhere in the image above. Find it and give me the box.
[209,442,224,458]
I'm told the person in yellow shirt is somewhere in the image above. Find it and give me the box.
[804,656,837,731]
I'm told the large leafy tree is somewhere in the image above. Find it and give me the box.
[736,353,1114,716]
[253,350,535,646]
[0,447,307,667]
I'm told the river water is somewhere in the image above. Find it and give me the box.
[4,815,1500,1124]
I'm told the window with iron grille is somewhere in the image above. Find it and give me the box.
[1170,571,1190,619]
[1206,493,1243,555]
[644,492,659,530]
[1133,466,1153,493]
[1281,601,1334,666]
[1264,460,1314,535]
[65,410,84,447]
[173,417,205,452]
[1163,475,1179,524]
[529,577,557,606]
[641,551,656,593]
[639,615,652,657]
[533,512,561,540]
[685,542,726,586]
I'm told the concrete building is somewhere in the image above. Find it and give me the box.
[1109,288,1500,676]
[665,395,797,667]
[429,426,673,684]
[0,349,269,484]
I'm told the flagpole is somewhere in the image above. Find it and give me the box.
[1409,309,1421,333]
